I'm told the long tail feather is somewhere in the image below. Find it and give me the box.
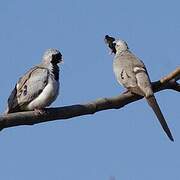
[146,96,174,141]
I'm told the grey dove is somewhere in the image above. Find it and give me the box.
[105,35,174,141]
[5,48,63,114]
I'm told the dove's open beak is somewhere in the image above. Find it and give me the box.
[104,35,116,54]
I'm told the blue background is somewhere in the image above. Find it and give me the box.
[0,0,179,179]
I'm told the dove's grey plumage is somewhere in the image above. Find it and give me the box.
[105,36,174,141]
[5,48,63,114]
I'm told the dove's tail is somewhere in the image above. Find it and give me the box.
[146,95,174,142]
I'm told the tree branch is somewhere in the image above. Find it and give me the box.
[0,68,179,130]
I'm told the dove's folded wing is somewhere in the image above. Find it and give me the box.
[6,66,49,113]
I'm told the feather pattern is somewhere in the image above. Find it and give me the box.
[108,37,174,141]
[5,48,62,113]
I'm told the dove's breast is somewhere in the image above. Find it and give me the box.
[26,77,59,110]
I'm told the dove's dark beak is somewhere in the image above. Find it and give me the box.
[57,53,63,64]
[104,35,116,54]
[59,56,64,64]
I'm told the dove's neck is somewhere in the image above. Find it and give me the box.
[116,49,129,56]
[116,50,125,56]
[49,63,59,81]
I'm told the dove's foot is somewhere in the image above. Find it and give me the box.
[123,90,130,94]
[34,108,47,115]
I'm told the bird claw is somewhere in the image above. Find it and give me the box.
[123,90,130,94]
[34,108,47,115]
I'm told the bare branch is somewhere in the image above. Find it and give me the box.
[0,68,179,130]
[160,67,180,83]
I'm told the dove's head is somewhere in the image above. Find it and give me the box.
[114,39,129,53]
[104,35,128,55]
[42,48,63,65]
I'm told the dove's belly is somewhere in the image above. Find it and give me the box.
[26,79,59,110]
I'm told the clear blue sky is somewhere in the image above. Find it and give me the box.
[0,0,179,179]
